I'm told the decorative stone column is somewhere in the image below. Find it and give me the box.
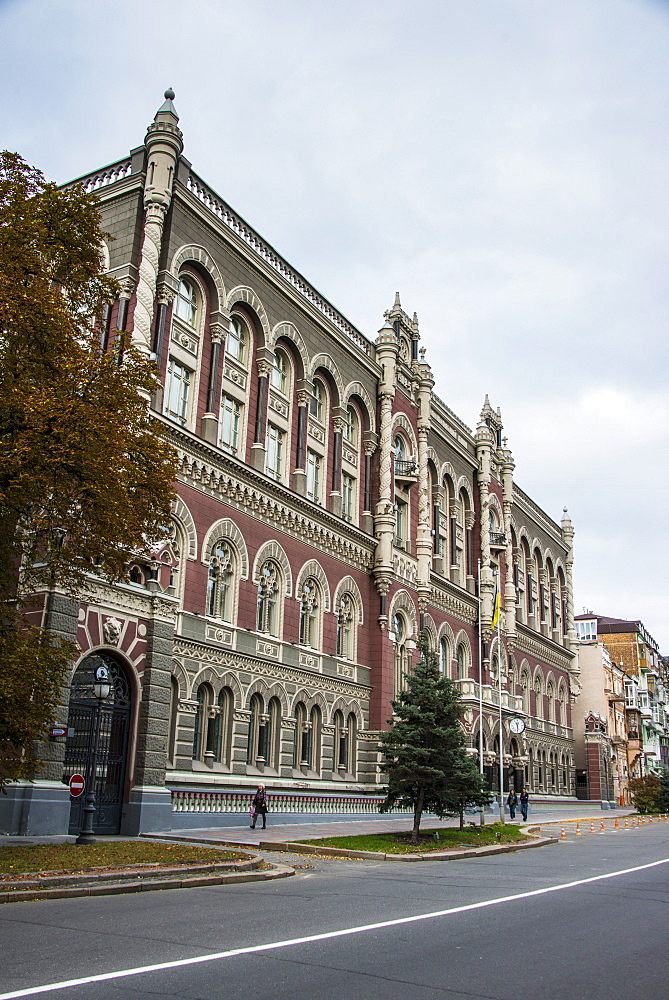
[131,90,183,356]
[201,318,227,445]
[415,357,434,622]
[372,321,399,628]
[330,412,344,517]
[500,441,517,649]
[251,356,271,471]
[362,434,377,534]
[293,386,311,495]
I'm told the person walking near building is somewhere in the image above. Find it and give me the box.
[519,788,529,822]
[250,784,268,830]
[506,789,518,819]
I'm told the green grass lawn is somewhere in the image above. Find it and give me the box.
[0,841,242,877]
[297,822,527,854]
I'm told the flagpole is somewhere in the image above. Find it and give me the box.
[477,558,484,826]
[496,569,505,825]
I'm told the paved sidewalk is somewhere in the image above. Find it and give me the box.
[162,804,637,848]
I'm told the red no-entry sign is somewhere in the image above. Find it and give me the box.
[69,774,85,798]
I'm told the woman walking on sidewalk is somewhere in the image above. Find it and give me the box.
[250,784,268,830]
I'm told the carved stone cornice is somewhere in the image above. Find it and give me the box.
[515,622,576,672]
[429,575,479,626]
[173,637,372,699]
[165,420,375,573]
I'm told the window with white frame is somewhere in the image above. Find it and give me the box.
[270,349,288,394]
[220,395,241,455]
[342,473,356,522]
[575,619,597,641]
[266,424,285,480]
[310,379,324,421]
[395,499,407,548]
[343,405,358,446]
[205,542,233,621]
[226,316,246,364]
[257,560,280,635]
[439,638,449,676]
[164,357,191,425]
[298,578,320,648]
[456,644,466,679]
[393,613,412,696]
[306,449,321,502]
[336,593,354,659]
[175,277,199,328]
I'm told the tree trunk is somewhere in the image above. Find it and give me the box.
[459,805,464,829]
[411,786,425,844]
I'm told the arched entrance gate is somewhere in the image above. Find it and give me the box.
[63,652,132,836]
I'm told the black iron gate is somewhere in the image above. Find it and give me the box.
[64,654,131,836]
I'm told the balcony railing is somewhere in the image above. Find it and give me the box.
[394,459,417,477]
[490,531,506,547]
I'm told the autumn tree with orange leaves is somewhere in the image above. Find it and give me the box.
[0,151,177,786]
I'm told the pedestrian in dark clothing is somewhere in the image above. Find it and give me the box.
[506,789,518,819]
[250,784,268,830]
[520,788,529,822]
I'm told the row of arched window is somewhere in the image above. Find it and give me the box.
[166,272,375,528]
[177,682,358,778]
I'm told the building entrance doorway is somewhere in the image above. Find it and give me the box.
[64,652,132,835]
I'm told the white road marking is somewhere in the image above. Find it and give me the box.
[2,856,668,999]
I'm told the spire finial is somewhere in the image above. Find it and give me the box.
[164,87,175,100]
[393,291,401,309]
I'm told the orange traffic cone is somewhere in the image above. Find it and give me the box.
[590,821,596,833]
[561,826,566,839]
[575,823,581,836]
[649,815,653,823]
[614,818,619,830]
[624,817,629,828]
[600,821,605,832]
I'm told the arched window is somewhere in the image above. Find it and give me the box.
[534,676,544,717]
[226,315,246,364]
[394,435,406,461]
[343,405,358,446]
[333,710,345,772]
[206,542,232,620]
[257,560,280,636]
[456,644,466,680]
[128,564,145,585]
[299,578,320,648]
[168,676,179,765]
[393,614,412,696]
[439,638,449,676]
[547,683,555,723]
[310,705,322,775]
[294,702,310,769]
[521,672,530,715]
[336,593,354,660]
[175,276,198,327]
[346,712,357,777]
[192,683,213,761]
[267,697,281,770]
[247,693,265,766]
[310,379,324,421]
[271,349,288,393]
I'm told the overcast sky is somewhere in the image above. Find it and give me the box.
[1,0,668,649]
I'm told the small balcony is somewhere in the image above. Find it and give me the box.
[394,459,418,485]
[490,531,506,550]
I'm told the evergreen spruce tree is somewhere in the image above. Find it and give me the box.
[379,631,491,843]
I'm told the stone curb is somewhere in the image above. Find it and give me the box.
[260,835,558,861]
[0,860,294,904]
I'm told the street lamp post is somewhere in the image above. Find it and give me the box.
[75,661,111,846]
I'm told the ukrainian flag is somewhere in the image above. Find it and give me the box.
[491,581,501,629]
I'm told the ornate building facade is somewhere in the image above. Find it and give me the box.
[0,93,581,836]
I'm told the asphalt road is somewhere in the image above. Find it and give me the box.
[1,824,668,1000]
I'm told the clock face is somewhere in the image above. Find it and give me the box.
[509,717,525,734]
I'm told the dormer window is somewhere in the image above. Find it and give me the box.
[175,277,198,328]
